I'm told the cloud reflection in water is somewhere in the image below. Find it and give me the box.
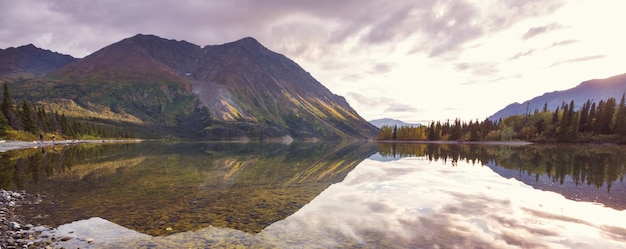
[51,155,626,248]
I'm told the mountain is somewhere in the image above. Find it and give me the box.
[369,118,422,128]
[5,34,378,140]
[0,44,76,78]
[489,73,626,121]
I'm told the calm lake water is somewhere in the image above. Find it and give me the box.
[2,141,626,248]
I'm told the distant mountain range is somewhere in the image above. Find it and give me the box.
[0,34,378,139]
[489,73,626,121]
[0,44,76,78]
[369,118,422,128]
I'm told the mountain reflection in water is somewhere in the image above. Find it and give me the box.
[2,141,376,235]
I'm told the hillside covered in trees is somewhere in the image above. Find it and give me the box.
[0,83,135,140]
[379,95,626,144]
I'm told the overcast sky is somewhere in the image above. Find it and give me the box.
[1,0,625,123]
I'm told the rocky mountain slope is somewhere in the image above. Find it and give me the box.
[489,73,626,121]
[3,34,378,139]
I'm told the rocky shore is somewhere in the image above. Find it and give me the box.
[0,189,66,249]
[0,139,142,153]
[0,140,142,248]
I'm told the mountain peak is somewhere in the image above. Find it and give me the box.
[235,36,261,45]
[122,34,199,48]
[20,44,38,50]
[223,36,269,53]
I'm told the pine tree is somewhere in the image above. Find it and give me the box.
[614,93,626,136]
[598,98,616,134]
[1,83,21,130]
[20,100,38,134]
[579,100,591,133]
[0,112,8,137]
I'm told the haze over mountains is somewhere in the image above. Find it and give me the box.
[369,118,421,128]
[0,34,378,139]
[489,73,626,121]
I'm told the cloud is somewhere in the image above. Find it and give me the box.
[412,0,565,58]
[550,39,579,47]
[509,49,537,60]
[454,62,498,76]
[0,0,566,62]
[346,92,384,107]
[341,74,362,82]
[509,39,579,61]
[522,23,564,40]
[384,103,421,113]
[549,55,606,68]
[346,92,422,114]
[368,63,395,75]
[460,74,521,86]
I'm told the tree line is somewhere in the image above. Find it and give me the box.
[378,94,626,143]
[0,83,135,140]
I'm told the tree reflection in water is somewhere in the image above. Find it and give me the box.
[376,142,626,210]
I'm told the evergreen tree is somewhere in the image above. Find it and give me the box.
[20,100,38,134]
[427,121,439,140]
[450,118,462,140]
[0,112,8,137]
[558,103,570,140]
[36,106,49,133]
[579,100,591,133]
[596,98,616,134]
[0,83,21,130]
[614,94,626,136]
[589,102,597,132]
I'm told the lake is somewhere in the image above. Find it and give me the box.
[2,141,626,248]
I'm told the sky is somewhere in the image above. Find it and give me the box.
[1,0,626,123]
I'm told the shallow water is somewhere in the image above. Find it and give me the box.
[3,142,626,248]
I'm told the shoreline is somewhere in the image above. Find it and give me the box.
[0,139,142,247]
[0,190,56,248]
[375,140,534,145]
[0,139,143,153]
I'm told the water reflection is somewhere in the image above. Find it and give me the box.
[6,142,626,248]
[2,141,377,236]
[47,145,626,248]
[377,143,626,210]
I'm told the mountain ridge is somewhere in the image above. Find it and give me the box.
[1,34,378,140]
[0,44,76,78]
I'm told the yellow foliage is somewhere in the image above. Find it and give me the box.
[38,99,143,124]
